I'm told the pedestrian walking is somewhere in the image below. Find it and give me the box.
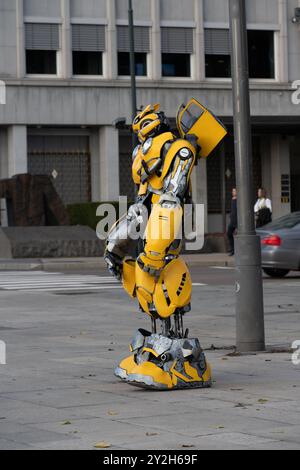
[227,188,238,256]
[254,188,272,228]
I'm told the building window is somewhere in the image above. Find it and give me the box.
[73,51,103,75]
[205,29,231,78]
[161,27,194,78]
[26,50,57,75]
[248,30,275,79]
[25,23,60,75]
[72,25,106,76]
[205,29,275,79]
[205,54,231,79]
[162,53,191,77]
[118,52,147,76]
[117,26,150,77]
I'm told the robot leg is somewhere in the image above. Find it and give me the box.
[115,257,212,390]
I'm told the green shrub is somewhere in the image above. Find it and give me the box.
[67,201,133,231]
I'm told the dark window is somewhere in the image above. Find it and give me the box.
[248,30,275,79]
[73,51,103,75]
[179,103,204,134]
[162,53,190,77]
[205,30,275,79]
[206,55,231,78]
[26,50,57,74]
[118,52,147,76]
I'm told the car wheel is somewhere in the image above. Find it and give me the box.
[263,268,290,279]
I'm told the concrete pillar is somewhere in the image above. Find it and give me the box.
[0,199,8,227]
[16,0,25,78]
[278,0,288,83]
[106,0,118,80]
[195,0,205,81]
[151,0,161,80]
[7,125,27,177]
[61,0,72,79]
[0,128,8,179]
[0,128,8,226]
[270,135,291,219]
[99,126,120,201]
[90,129,100,202]
[260,136,272,194]
[192,158,208,233]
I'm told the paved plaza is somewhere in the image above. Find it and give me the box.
[0,267,299,450]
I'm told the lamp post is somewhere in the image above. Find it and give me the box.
[229,0,265,352]
[128,0,137,135]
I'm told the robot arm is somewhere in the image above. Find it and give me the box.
[105,203,147,280]
[138,148,196,276]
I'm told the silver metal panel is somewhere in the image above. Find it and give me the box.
[24,0,61,18]
[116,0,151,21]
[204,0,230,23]
[160,0,195,21]
[70,0,107,19]
[246,0,279,24]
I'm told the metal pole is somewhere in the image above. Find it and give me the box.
[229,0,265,352]
[128,0,138,148]
[220,143,227,234]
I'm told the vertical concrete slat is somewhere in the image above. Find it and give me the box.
[151,0,161,80]
[195,0,205,81]
[99,126,120,202]
[16,0,25,78]
[8,125,28,177]
[277,0,288,83]
[271,135,291,219]
[61,0,72,79]
[106,0,117,79]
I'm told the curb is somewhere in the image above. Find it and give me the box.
[0,255,235,272]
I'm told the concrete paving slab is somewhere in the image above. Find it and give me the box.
[0,268,299,449]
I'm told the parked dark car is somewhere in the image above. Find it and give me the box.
[257,212,300,278]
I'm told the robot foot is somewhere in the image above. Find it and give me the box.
[115,329,212,391]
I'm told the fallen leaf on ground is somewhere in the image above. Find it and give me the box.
[108,410,119,416]
[94,442,111,449]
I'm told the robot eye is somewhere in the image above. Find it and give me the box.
[141,120,152,129]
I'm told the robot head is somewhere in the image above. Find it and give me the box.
[132,104,169,143]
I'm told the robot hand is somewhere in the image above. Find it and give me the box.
[104,251,123,281]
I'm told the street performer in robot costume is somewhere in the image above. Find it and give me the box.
[105,98,227,390]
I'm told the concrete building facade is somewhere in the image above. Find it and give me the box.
[0,0,299,232]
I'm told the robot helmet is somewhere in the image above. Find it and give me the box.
[132,104,169,143]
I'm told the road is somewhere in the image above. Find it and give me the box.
[0,266,299,450]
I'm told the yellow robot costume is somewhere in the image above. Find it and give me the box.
[105,99,227,390]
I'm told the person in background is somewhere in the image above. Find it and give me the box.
[255,188,272,228]
[227,188,238,257]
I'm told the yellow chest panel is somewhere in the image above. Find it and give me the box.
[149,139,196,191]
[132,133,174,186]
[132,134,196,195]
